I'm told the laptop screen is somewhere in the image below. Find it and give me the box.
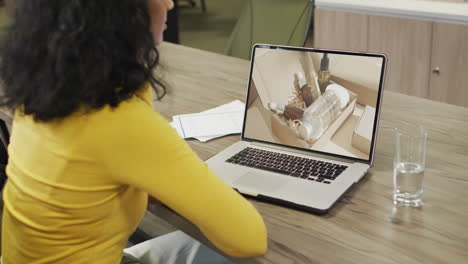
[242,45,386,163]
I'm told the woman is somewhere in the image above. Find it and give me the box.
[0,0,267,263]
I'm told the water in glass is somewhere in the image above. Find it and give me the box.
[394,162,424,206]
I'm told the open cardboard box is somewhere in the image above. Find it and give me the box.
[251,49,357,149]
[351,105,375,155]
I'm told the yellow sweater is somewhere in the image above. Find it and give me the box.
[1,85,267,264]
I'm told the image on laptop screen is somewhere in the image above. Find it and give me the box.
[242,45,385,162]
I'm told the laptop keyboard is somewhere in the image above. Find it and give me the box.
[225,147,348,184]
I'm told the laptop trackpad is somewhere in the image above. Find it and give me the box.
[232,172,288,195]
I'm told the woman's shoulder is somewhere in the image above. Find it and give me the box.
[86,93,161,133]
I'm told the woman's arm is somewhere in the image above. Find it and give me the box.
[91,97,267,257]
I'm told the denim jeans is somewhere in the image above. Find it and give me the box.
[121,231,232,264]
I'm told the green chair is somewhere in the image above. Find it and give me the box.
[225,0,313,60]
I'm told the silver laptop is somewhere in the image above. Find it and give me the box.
[207,44,387,214]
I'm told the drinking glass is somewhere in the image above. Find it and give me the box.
[393,124,428,207]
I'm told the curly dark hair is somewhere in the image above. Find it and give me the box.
[0,0,166,121]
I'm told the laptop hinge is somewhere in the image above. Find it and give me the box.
[250,141,365,165]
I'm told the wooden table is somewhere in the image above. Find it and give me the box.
[152,42,468,263]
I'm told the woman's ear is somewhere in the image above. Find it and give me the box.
[164,0,175,10]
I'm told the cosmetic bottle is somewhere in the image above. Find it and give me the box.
[317,53,331,93]
[295,72,321,107]
[268,103,304,121]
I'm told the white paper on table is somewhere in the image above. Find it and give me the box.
[170,100,245,142]
[188,100,244,141]
[201,100,245,114]
[177,111,243,138]
[170,118,184,138]
[172,116,216,142]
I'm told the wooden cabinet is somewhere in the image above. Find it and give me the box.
[367,15,432,98]
[313,9,367,52]
[312,8,468,107]
[429,22,468,107]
